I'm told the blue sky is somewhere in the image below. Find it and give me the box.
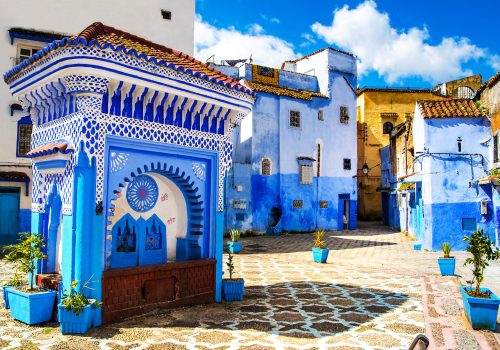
[195,0,500,88]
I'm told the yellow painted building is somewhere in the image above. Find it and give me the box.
[356,88,445,219]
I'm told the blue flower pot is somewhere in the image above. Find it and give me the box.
[412,243,422,250]
[7,288,56,325]
[3,286,13,309]
[460,286,500,330]
[227,241,242,254]
[438,258,455,276]
[58,301,95,334]
[312,247,329,263]
[222,279,244,301]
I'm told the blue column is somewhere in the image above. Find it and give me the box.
[31,211,46,286]
[74,144,93,294]
[61,214,75,292]
[215,211,224,302]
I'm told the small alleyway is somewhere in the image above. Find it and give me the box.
[0,222,498,349]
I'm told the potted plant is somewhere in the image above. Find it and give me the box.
[222,248,244,301]
[227,229,242,254]
[58,280,101,334]
[4,232,57,325]
[460,229,500,330]
[312,230,329,263]
[437,242,455,276]
[2,272,23,309]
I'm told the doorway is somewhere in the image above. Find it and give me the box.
[0,187,20,244]
[338,194,351,230]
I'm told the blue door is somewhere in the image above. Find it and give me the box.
[0,188,20,244]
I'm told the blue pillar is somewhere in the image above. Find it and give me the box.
[61,214,75,291]
[74,144,93,294]
[31,211,46,286]
[46,181,62,273]
[215,211,224,302]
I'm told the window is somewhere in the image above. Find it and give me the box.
[318,110,324,121]
[462,218,476,231]
[300,164,313,184]
[319,201,328,208]
[343,158,351,170]
[17,46,39,65]
[293,200,303,209]
[161,9,172,20]
[316,144,321,177]
[494,134,499,163]
[340,106,349,124]
[383,121,393,134]
[233,200,247,210]
[261,157,271,176]
[235,213,245,221]
[17,116,32,157]
[290,110,300,128]
[457,137,462,153]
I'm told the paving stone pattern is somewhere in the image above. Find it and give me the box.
[0,222,496,349]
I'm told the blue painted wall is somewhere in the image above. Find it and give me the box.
[412,110,495,250]
[225,50,358,233]
[380,146,400,229]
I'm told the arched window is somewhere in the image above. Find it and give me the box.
[261,157,271,176]
[383,121,393,134]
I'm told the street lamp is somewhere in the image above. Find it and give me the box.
[362,162,369,176]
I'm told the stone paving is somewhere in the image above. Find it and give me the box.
[0,222,497,349]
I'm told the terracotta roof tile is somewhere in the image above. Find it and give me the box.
[417,99,486,119]
[27,142,74,158]
[5,22,253,96]
[244,81,328,101]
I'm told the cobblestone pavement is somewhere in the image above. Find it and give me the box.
[0,222,496,349]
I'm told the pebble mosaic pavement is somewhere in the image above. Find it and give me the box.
[0,222,497,349]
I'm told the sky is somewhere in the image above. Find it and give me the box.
[194,0,500,88]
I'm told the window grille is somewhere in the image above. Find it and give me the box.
[293,200,303,209]
[316,144,321,177]
[261,158,271,175]
[300,164,313,184]
[233,200,247,210]
[17,123,32,157]
[340,106,349,124]
[290,110,301,128]
[343,158,351,170]
[319,201,328,208]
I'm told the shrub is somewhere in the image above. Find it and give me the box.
[230,229,241,242]
[441,242,452,258]
[463,229,500,296]
[61,280,101,315]
[313,230,326,249]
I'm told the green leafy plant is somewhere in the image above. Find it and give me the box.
[313,230,326,249]
[61,279,101,315]
[463,229,500,296]
[230,229,241,242]
[3,232,46,291]
[441,242,452,258]
[490,168,500,176]
[5,271,23,288]
[225,246,235,280]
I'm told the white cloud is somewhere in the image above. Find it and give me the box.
[490,55,500,71]
[300,33,317,47]
[260,14,280,24]
[311,0,485,84]
[195,15,297,67]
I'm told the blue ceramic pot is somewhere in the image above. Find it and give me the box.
[460,286,500,330]
[312,247,329,263]
[2,286,13,309]
[222,279,244,301]
[227,241,242,254]
[58,301,95,334]
[7,288,56,325]
[438,257,455,276]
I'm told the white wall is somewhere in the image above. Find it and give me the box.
[0,0,195,206]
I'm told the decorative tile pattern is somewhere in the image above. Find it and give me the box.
[126,175,158,212]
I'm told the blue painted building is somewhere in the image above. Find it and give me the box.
[4,23,252,325]
[218,47,358,233]
[406,99,495,250]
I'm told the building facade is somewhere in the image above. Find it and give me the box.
[407,99,495,250]
[0,0,194,243]
[220,47,358,233]
[4,22,251,325]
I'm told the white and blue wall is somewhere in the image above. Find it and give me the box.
[224,48,358,233]
[412,106,495,250]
